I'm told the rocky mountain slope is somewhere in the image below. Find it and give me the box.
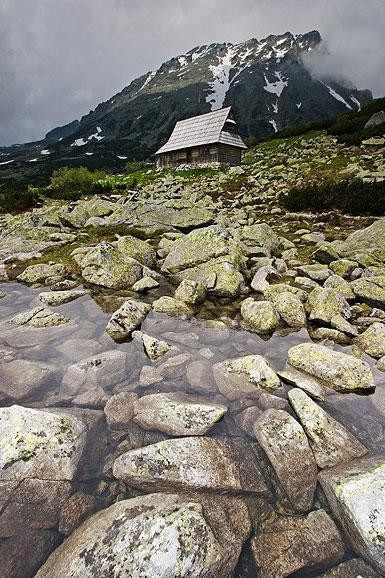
[0,30,372,185]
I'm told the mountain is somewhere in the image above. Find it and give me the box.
[0,30,372,185]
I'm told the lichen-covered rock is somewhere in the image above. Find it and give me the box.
[17,263,66,287]
[287,342,375,392]
[296,264,331,282]
[176,259,244,298]
[36,493,251,578]
[105,299,151,341]
[114,235,157,268]
[338,217,385,264]
[250,265,280,293]
[251,509,345,578]
[78,242,146,289]
[354,322,385,358]
[308,327,352,345]
[132,276,159,292]
[174,279,206,304]
[324,275,355,300]
[61,350,128,407]
[213,355,281,400]
[139,352,192,387]
[0,359,58,402]
[133,331,175,360]
[241,298,280,334]
[329,259,359,279]
[8,306,71,328]
[319,455,385,574]
[278,368,326,401]
[239,223,282,256]
[132,392,227,436]
[307,286,357,336]
[351,276,385,308]
[267,290,306,328]
[38,290,86,306]
[254,409,317,512]
[113,437,267,495]
[152,296,194,318]
[0,405,88,484]
[162,226,243,274]
[264,283,308,303]
[288,389,367,468]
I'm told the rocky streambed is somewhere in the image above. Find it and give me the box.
[1,192,385,577]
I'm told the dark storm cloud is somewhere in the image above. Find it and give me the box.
[1,0,384,145]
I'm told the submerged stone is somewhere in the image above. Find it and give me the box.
[213,355,281,400]
[105,299,151,341]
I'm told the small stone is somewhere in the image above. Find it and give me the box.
[104,392,138,430]
[132,276,159,292]
[296,264,331,282]
[8,306,70,328]
[152,296,194,318]
[38,290,86,306]
[105,299,151,341]
[354,322,385,359]
[324,275,355,300]
[213,355,280,400]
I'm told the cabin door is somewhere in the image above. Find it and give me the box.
[186,149,192,164]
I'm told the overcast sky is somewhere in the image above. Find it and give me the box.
[1,0,384,146]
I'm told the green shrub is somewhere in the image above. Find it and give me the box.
[47,166,106,199]
[0,185,40,213]
[125,160,150,174]
[280,179,385,216]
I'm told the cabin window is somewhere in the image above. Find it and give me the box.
[223,121,237,134]
[199,147,210,156]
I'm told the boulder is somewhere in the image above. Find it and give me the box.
[132,275,159,292]
[324,275,355,300]
[264,283,308,303]
[329,259,358,279]
[319,455,385,574]
[105,299,151,341]
[339,218,385,264]
[351,276,385,308]
[0,359,57,402]
[287,342,375,393]
[113,437,267,495]
[213,355,280,400]
[36,493,251,578]
[38,290,86,306]
[254,409,317,512]
[288,389,367,468]
[296,264,331,282]
[278,368,326,401]
[307,286,357,336]
[17,263,66,287]
[174,279,206,304]
[103,392,138,430]
[61,350,128,407]
[250,265,280,293]
[267,290,306,328]
[152,296,194,318]
[0,530,59,578]
[251,509,344,578]
[239,223,282,256]
[354,322,385,358]
[241,298,280,334]
[132,392,227,436]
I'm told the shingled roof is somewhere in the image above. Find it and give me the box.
[156,107,247,155]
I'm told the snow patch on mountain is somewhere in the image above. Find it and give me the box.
[269,119,278,132]
[264,72,288,97]
[40,149,50,155]
[319,81,352,110]
[88,127,104,141]
[207,46,236,110]
[0,159,14,166]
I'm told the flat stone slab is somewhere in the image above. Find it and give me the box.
[213,355,280,400]
[113,437,267,495]
[287,342,375,393]
[38,290,86,306]
[288,389,368,468]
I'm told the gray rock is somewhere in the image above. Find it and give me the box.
[17,263,66,287]
[0,359,57,402]
[213,355,280,400]
[319,455,385,574]
[254,409,317,512]
[132,392,227,436]
[113,437,268,495]
[287,342,375,392]
[267,290,306,328]
[251,265,280,293]
[241,298,280,334]
[36,493,251,578]
[251,509,344,578]
[132,276,159,292]
[103,392,138,430]
[105,299,151,341]
[288,389,368,468]
[308,326,352,345]
[297,264,331,282]
[324,275,355,300]
[295,276,319,290]
[133,331,175,360]
[354,322,385,359]
[139,352,192,387]
[329,259,358,279]
[38,290,86,306]
[278,368,326,401]
[351,276,385,308]
[61,350,127,407]
[8,306,71,328]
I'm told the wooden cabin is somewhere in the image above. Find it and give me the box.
[155,107,247,169]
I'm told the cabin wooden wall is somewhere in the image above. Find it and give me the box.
[157,144,242,168]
